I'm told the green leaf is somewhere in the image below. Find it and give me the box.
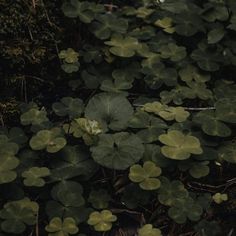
[159,130,203,160]
[212,193,228,204]
[29,128,67,153]
[138,224,162,236]
[178,161,210,179]
[158,177,189,206]
[194,220,221,236]
[62,0,103,23]
[218,141,236,164]
[61,62,80,73]
[207,27,225,44]
[59,48,79,63]
[105,34,141,57]
[85,93,133,131]
[87,210,117,232]
[142,102,190,122]
[215,98,236,123]
[160,0,189,13]
[90,132,144,170]
[179,65,210,83]
[168,197,203,224]
[20,108,48,126]
[22,167,50,187]
[0,135,19,184]
[0,154,19,184]
[52,97,84,118]
[194,110,231,137]
[129,161,162,190]
[45,217,79,236]
[0,198,39,234]
[155,17,175,34]
[51,181,85,208]
[174,13,204,36]
[191,49,220,71]
[90,14,128,40]
[128,111,167,143]
[159,43,186,62]
[51,145,98,181]
[88,189,111,209]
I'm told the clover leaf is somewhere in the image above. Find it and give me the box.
[0,135,19,184]
[142,102,163,114]
[142,102,190,122]
[128,111,167,143]
[207,26,225,44]
[129,161,162,190]
[143,144,172,168]
[179,65,210,83]
[212,193,228,204]
[87,210,117,232]
[100,69,134,94]
[183,81,213,100]
[0,198,39,234]
[22,167,50,187]
[91,132,144,170]
[158,130,203,160]
[59,48,79,64]
[1,127,28,145]
[159,43,186,62]
[138,224,162,236]
[168,196,203,224]
[105,34,141,57]
[85,93,133,131]
[155,17,175,34]
[178,161,210,179]
[46,182,90,224]
[20,108,48,126]
[88,189,111,209]
[51,181,85,208]
[143,63,178,88]
[174,13,204,36]
[158,177,189,206]
[62,0,103,23]
[159,107,190,123]
[52,97,84,118]
[45,217,79,236]
[90,14,128,40]
[193,110,231,137]
[61,62,80,73]
[191,49,220,71]
[215,98,236,124]
[218,141,236,164]
[0,154,19,184]
[0,134,19,155]
[29,128,67,153]
[194,220,221,236]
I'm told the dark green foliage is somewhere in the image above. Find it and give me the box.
[0,0,236,235]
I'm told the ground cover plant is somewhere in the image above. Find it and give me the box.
[0,0,236,235]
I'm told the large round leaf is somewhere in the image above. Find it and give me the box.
[90,132,144,170]
[85,93,133,131]
[51,145,98,180]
